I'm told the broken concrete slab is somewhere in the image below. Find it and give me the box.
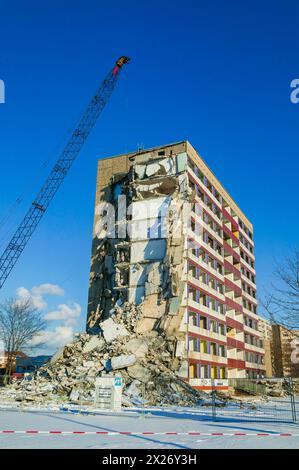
[111,354,136,370]
[124,338,149,358]
[127,363,152,383]
[82,336,105,354]
[99,318,129,343]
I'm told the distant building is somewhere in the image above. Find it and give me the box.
[258,317,274,377]
[0,351,28,374]
[271,324,299,378]
[258,319,299,378]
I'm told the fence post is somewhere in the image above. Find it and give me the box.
[289,377,297,423]
[211,378,216,421]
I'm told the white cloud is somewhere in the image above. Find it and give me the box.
[32,284,64,297]
[44,303,81,326]
[29,325,75,349]
[16,283,64,310]
[15,284,81,354]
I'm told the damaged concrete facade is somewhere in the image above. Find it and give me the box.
[87,141,266,391]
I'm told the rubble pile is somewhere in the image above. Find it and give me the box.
[2,303,207,407]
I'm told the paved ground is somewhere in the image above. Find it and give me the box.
[0,407,298,449]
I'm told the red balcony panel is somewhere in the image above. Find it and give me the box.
[227,358,245,369]
[227,337,244,349]
[224,260,241,279]
[224,278,242,296]
[225,296,243,313]
[226,316,244,331]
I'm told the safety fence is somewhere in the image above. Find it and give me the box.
[210,377,298,424]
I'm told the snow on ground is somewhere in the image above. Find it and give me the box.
[0,403,298,449]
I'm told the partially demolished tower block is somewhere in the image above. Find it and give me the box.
[87,141,266,391]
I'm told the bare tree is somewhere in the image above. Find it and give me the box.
[0,298,45,377]
[261,249,299,329]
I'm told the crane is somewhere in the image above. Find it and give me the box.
[0,56,130,290]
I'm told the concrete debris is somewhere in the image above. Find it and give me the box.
[111,354,136,370]
[0,302,208,408]
[82,336,105,354]
[99,318,129,343]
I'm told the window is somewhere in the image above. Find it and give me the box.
[201,364,209,378]
[218,303,225,315]
[200,293,208,307]
[189,312,197,326]
[210,342,217,355]
[210,297,216,311]
[210,320,217,333]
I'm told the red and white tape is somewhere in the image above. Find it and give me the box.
[0,431,297,437]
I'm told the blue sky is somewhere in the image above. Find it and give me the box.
[0,1,298,351]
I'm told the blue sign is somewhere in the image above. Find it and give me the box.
[114,377,122,387]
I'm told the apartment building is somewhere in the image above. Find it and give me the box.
[87,141,265,391]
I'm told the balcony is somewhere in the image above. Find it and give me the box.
[189,350,227,365]
[224,259,241,279]
[241,258,256,276]
[188,323,227,343]
[242,306,259,320]
[244,343,265,354]
[227,336,244,349]
[239,225,254,248]
[225,296,243,314]
[188,169,222,210]
[225,277,242,296]
[188,230,223,263]
[187,299,226,322]
[239,239,255,261]
[187,252,224,282]
[242,290,258,305]
[191,211,223,245]
[223,225,239,245]
[187,276,225,302]
[226,316,244,331]
[244,324,262,337]
[227,358,246,369]
[194,194,222,226]
[241,273,256,289]
[222,208,237,227]
[245,361,266,371]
